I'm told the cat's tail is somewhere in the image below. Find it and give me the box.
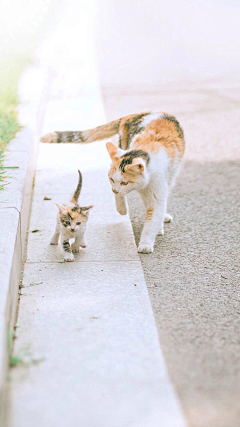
[71,170,82,204]
[40,119,121,144]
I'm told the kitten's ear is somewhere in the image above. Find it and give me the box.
[106,142,125,160]
[125,158,145,174]
[56,203,66,213]
[81,205,94,215]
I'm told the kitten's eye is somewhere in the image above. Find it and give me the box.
[120,181,128,186]
[110,177,114,183]
[76,221,81,225]
[65,221,70,225]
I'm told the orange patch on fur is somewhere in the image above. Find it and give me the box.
[145,207,154,221]
[57,205,89,224]
[133,117,185,161]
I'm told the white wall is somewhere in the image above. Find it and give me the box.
[94,0,240,87]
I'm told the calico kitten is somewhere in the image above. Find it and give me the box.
[42,112,184,254]
[50,170,93,261]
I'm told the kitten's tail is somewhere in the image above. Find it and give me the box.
[40,119,121,144]
[71,170,82,204]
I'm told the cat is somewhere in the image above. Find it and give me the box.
[42,112,185,254]
[50,170,93,261]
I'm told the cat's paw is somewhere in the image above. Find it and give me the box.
[50,240,58,245]
[117,203,127,215]
[117,206,127,215]
[138,242,154,254]
[158,227,164,236]
[164,214,173,223]
[71,244,79,253]
[80,244,87,248]
[115,196,127,215]
[64,254,75,262]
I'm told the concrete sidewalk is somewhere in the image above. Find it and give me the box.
[5,2,185,427]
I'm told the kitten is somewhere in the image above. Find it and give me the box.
[42,112,185,254]
[50,170,93,261]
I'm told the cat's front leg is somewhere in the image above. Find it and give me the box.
[138,186,167,254]
[62,237,75,262]
[71,236,80,253]
[79,234,87,248]
[115,194,127,215]
[71,231,87,252]
[138,206,161,253]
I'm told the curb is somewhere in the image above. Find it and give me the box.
[0,127,37,421]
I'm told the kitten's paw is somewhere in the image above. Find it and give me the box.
[164,214,173,223]
[50,241,58,245]
[71,244,79,253]
[80,244,87,248]
[64,254,75,262]
[138,242,154,254]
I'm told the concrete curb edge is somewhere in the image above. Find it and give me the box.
[0,128,37,422]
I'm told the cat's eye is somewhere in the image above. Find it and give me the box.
[65,221,70,225]
[76,221,81,225]
[120,181,128,186]
[110,177,114,183]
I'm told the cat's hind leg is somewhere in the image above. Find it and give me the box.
[164,213,173,223]
[50,225,60,245]
[115,194,127,215]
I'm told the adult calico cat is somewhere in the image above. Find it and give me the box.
[41,112,185,253]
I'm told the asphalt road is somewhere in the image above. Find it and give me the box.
[103,79,240,427]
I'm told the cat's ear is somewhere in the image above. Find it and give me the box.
[106,142,125,160]
[125,158,145,174]
[56,203,67,213]
[81,205,94,215]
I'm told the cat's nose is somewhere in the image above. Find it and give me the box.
[112,189,118,194]
[70,228,75,232]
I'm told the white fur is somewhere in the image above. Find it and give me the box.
[50,211,88,262]
[109,147,182,254]
[141,113,162,128]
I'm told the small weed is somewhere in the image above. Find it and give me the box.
[7,324,22,368]
[9,354,22,367]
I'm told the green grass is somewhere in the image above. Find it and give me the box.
[0,57,29,148]
[0,0,61,188]
[0,57,29,188]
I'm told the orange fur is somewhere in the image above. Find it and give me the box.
[145,207,154,221]
[62,207,87,220]
[133,117,184,161]
[87,119,120,142]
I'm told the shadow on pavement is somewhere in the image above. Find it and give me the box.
[128,159,240,427]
